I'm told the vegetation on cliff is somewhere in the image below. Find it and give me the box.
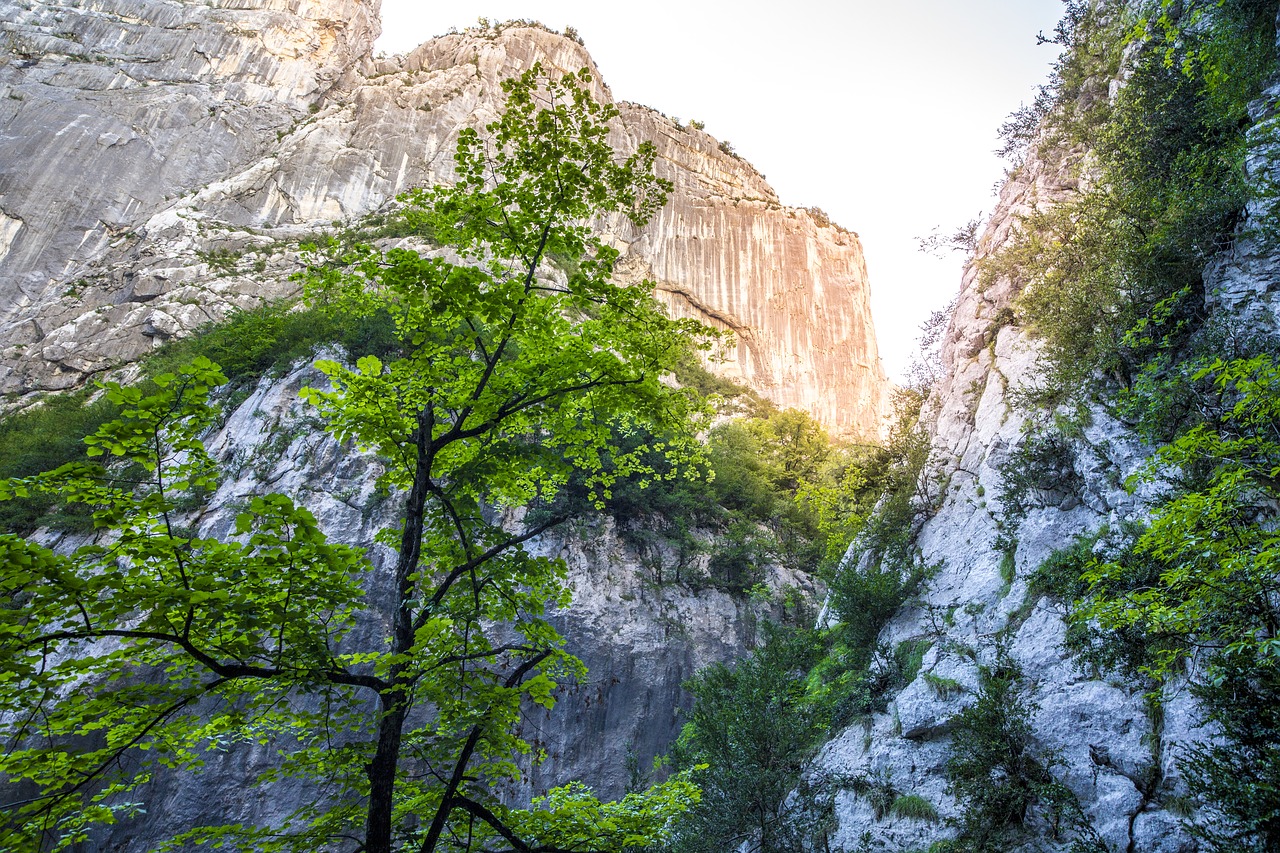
[668,0,1280,850]
[985,0,1280,849]
[0,65,705,853]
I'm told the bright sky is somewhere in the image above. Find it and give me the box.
[375,1,1066,381]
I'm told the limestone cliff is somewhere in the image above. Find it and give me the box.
[0,7,890,438]
[805,17,1280,853]
[811,141,1192,853]
[0,4,875,846]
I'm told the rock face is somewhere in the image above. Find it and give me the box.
[1,5,861,846]
[806,35,1280,853]
[0,0,378,319]
[811,144,1189,853]
[0,6,891,438]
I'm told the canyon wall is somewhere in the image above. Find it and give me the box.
[804,16,1280,852]
[0,3,879,847]
[0,3,891,438]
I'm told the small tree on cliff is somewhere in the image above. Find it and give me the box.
[0,64,708,853]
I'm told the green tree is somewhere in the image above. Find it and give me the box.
[1078,355,1280,850]
[667,626,828,853]
[0,65,706,853]
[940,654,1101,853]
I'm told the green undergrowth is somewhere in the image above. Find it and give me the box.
[937,654,1105,853]
[987,0,1278,403]
[0,299,884,605]
[663,385,944,852]
[0,302,401,533]
[672,2,1280,850]
[533,388,891,596]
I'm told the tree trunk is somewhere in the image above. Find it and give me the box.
[365,419,432,852]
[365,695,408,853]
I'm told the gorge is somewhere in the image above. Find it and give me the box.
[2,1,1279,852]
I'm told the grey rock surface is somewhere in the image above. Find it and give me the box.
[807,20,1280,852]
[0,6,891,438]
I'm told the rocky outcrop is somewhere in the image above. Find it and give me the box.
[811,146,1194,852]
[0,9,891,438]
[0,0,378,319]
[807,35,1280,853]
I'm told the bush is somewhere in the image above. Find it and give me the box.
[987,0,1277,402]
[1029,533,1099,602]
[0,392,121,532]
[943,654,1100,852]
[892,794,940,822]
[146,302,402,385]
[994,423,1082,555]
[1184,650,1280,851]
[668,626,829,853]
[705,518,769,594]
[828,558,928,669]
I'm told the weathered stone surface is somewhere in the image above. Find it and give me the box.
[809,18,1280,849]
[0,9,891,438]
[0,0,378,322]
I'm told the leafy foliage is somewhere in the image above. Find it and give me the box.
[987,0,1277,401]
[533,404,886,594]
[0,302,401,534]
[145,300,403,386]
[942,655,1102,853]
[0,360,371,852]
[993,421,1083,557]
[666,626,829,853]
[0,65,705,853]
[1076,355,1280,848]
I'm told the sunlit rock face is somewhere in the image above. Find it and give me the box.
[0,7,891,439]
[0,0,379,319]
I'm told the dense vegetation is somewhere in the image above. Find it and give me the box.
[6,1,1277,850]
[0,65,710,853]
[661,381,944,852]
[984,0,1280,850]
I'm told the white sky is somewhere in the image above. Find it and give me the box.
[375,1,1066,381]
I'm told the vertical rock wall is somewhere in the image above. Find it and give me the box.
[808,21,1280,853]
[0,10,891,438]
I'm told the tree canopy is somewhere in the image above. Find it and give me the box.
[0,64,707,853]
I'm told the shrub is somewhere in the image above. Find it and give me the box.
[892,794,940,822]
[828,558,928,669]
[0,391,120,532]
[987,0,1277,402]
[669,626,829,853]
[923,673,964,700]
[993,423,1081,555]
[896,638,932,686]
[1028,533,1098,602]
[943,653,1101,851]
[146,302,402,385]
[0,301,405,533]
